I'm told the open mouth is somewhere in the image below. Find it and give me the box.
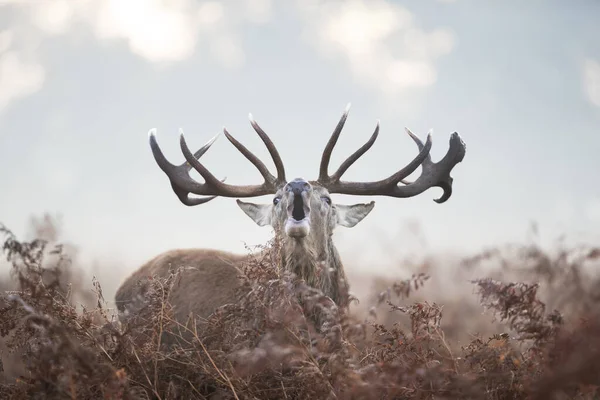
[292,195,306,220]
[285,193,311,237]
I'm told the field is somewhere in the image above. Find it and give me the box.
[1,214,600,400]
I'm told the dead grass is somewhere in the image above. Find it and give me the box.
[1,215,600,399]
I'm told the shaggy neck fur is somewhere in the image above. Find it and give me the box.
[279,234,349,307]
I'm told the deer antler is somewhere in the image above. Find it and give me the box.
[149,116,287,206]
[317,104,466,203]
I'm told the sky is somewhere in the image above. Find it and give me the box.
[0,0,599,295]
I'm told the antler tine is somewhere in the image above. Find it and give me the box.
[330,120,380,182]
[248,114,287,184]
[319,103,351,182]
[149,129,221,206]
[222,127,277,185]
[375,131,433,188]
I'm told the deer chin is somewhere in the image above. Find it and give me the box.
[285,217,310,238]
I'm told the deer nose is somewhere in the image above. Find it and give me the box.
[285,179,312,195]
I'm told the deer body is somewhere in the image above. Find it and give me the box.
[115,104,466,344]
[115,249,248,328]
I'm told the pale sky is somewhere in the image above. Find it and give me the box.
[1,0,599,297]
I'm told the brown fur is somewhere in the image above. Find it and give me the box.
[115,249,248,323]
[115,181,374,346]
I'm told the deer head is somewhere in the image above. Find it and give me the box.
[147,104,466,305]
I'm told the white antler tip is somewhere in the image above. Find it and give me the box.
[248,112,255,122]
[405,127,421,140]
[178,128,185,137]
[148,128,157,138]
[345,102,351,112]
[207,132,221,145]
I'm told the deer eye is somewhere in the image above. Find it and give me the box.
[321,196,332,205]
[273,197,281,205]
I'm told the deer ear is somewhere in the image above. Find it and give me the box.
[236,200,272,226]
[335,201,375,227]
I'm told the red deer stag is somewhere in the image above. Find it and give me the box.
[115,104,466,342]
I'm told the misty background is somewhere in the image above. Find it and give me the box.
[1,0,599,305]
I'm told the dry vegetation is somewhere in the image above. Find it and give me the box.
[1,214,600,399]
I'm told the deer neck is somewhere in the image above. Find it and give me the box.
[323,238,349,307]
[280,234,348,306]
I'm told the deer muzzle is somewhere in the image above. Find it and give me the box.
[284,179,312,238]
